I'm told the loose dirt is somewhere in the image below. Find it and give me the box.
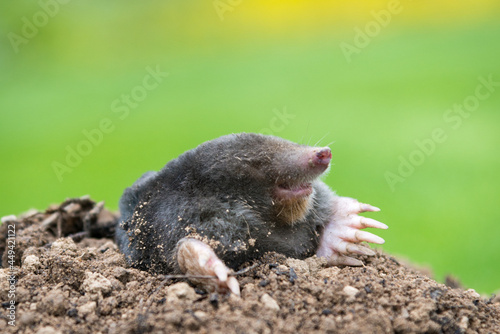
[0,197,499,333]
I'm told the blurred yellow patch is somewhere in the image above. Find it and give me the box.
[218,0,500,27]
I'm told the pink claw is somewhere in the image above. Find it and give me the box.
[346,244,376,256]
[360,203,381,212]
[358,217,388,230]
[317,197,387,267]
[177,238,241,296]
[354,230,385,244]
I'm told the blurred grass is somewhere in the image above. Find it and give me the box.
[1,1,499,294]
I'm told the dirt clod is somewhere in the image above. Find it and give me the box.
[77,301,97,318]
[82,271,113,297]
[166,282,198,302]
[0,198,499,333]
[41,288,67,316]
[22,254,41,272]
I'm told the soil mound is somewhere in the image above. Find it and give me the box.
[0,197,498,333]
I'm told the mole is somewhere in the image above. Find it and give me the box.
[115,133,387,296]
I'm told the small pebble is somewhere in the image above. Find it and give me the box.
[289,268,298,283]
[67,308,78,317]
[261,293,280,311]
[193,310,208,322]
[343,286,359,299]
[63,202,81,213]
[19,312,36,326]
[322,308,332,315]
[209,293,219,308]
[466,289,481,299]
[458,316,469,330]
[78,301,97,317]
[277,265,288,272]
[259,279,269,287]
[37,327,62,334]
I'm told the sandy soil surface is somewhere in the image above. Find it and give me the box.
[0,197,499,334]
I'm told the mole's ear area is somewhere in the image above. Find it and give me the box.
[176,238,240,296]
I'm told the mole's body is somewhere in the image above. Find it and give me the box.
[116,133,387,295]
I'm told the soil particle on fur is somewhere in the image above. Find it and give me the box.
[1,197,499,333]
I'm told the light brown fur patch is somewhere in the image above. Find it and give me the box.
[273,196,313,225]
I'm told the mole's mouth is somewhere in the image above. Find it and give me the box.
[273,182,313,201]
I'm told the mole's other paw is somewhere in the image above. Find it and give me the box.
[177,238,240,296]
[316,197,388,266]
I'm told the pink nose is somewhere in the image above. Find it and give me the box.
[313,147,332,166]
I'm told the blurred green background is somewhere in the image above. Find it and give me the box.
[1,1,499,294]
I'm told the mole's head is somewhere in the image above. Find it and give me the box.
[180,133,331,224]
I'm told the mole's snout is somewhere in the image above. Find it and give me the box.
[313,147,332,166]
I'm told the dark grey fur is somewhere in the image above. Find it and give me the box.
[116,133,334,274]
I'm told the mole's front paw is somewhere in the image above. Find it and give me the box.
[316,197,388,266]
[177,238,240,296]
